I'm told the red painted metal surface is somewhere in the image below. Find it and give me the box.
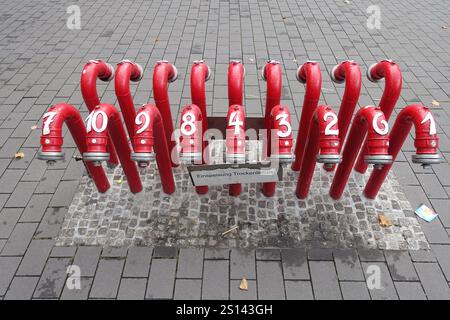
[83,104,143,194]
[190,61,211,194]
[153,60,178,167]
[226,104,246,196]
[114,60,143,138]
[325,60,362,172]
[228,61,245,196]
[130,104,176,194]
[296,105,341,199]
[80,59,118,166]
[262,105,293,197]
[329,105,392,200]
[38,103,110,193]
[261,60,282,133]
[355,60,402,173]
[364,104,441,199]
[291,61,322,171]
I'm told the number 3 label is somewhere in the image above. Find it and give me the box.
[86,110,108,133]
[275,113,292,138]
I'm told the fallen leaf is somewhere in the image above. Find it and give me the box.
[431,99,440,107]
[442,25,448,30]
[14,151,24,159]
[115,179,123,185]
[30,125,38,130]
[378,213,392,227]
[282,16,288,20]
[343,0,350,3]
[249,58,254,62]
[239,278,248,291]
[293,58,297,63]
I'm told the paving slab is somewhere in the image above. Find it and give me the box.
[309,261,342,300]
[202,260,229,300]
[339,281,371,300]
[146,259,177,299]
[90,259,124,299]
[4,276,39,300]
[174,279,202,300]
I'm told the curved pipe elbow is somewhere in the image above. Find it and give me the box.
[191,61,210,130]
[228,61,245,106]
[330,60,362,99]
[296,61,322,93]
[115,61,143,96]
[80,60,114,109]
[153,61,178,101]
[263,60,282,120]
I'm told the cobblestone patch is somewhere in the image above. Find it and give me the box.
[56,163,428,250]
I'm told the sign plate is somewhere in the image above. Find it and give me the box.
[187,162,282,186]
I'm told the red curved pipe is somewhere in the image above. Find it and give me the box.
[131,104,176,194]
[114,60,143,138]
[190,61,211,195]
[228,61,245,196]
[262,105,293,197]
[291,61,322,171]
[80,59,118,166]
[83,104,143,193]
[329,106,391,200]
[364,105,440,199]
[38,103,110,193]
[262,60,282,132]
[153,60,178,167]
[325,61,361,172]
[296,105,341,199]
[355,60,402,173]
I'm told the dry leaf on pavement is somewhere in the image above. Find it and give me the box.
[431,99,440,107]
[239,278,248,291]
[14,151,25,159]
[378,213,392,227]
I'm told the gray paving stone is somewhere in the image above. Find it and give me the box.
[72,246,102,277]
[0,257,21,295]
[334,249,365,281]
[415,262,450,300]
[101,247,128,258]
[146,258,177,299]
[394,282,427,300]
[340,281,371,300]
[417,174,448,199]
[256,261,285,300]
[48,180,78,207]
[174,279,202,300]
[361,262,398,300]
[0,169,24,193]
[409,250,436,262]
[35,169,65,194]
[177,248,204,279]
[4,276,39,300]
[16,239,54,276]
[50,246,77,258]
[430,199,450,228]
[202,260,229,300]
[123,247,153,278]
[90,259,124,299]
[204,248,229,259]
[35,207,66,239]
[230,249,256,280]
[153,246,178,258]
[431,245,450,281]
[34,258,71,299]
[117,278,147,300]
[384,250,419,281]
[20,194,52,222]
[1,222,37,256]
[285,280,314,300]
[358,249,386,262]
[4,181,37,208]
[230,279,258,300]
[281,248,309,280]
[308,248,333,260]
[60,277,93,300]
[256,248,281,260]
[0,239,6,252]
[309,261,342,300]
[0,208,23,238]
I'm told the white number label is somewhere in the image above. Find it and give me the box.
[421,112,437,135]
[86,110,108,133]
[372,112,389,135]
[229,111,243,135]
[42,111,57,135]
[181,112,196,136]
[323,112,339,136]
[135,111,150,134]
[275,113,292,138]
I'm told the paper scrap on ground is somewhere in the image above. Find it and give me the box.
[14,151,24,159]
[378,213,392,227]
[415,204,438,222]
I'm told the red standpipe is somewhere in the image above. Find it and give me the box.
[130,104,176,194]
[329,105,392,200]
[153,60,178,167]
[296,105,341,199]
[355,60,402,173]
[261,60,282,135]
[114,60,144,138]
[82,104,143,194]
[291,61,322,171]
[325,60,362,171]
[80,59,119,167]
[226,104,246,196]
[37,103,110,193]
[190,60,211,195]
[262,105,293,197]
[228,61,245,196]
[364,104,441,199]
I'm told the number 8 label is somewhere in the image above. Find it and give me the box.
[181,112,196,136]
